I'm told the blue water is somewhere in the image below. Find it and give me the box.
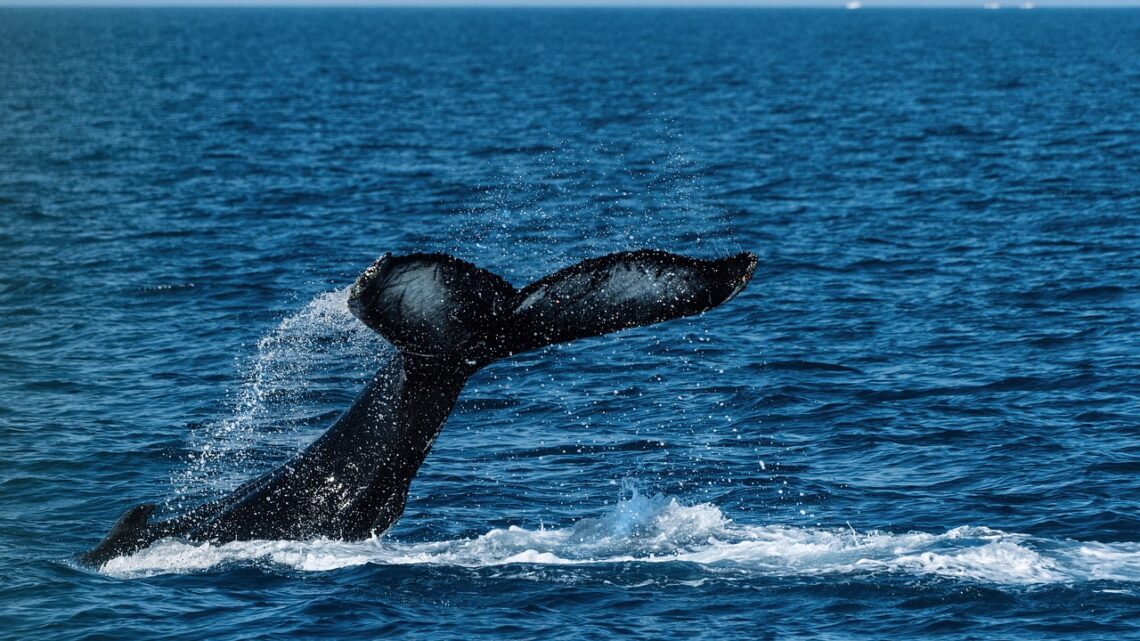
[2,7,1139,639]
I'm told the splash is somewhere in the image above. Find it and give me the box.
[444,128,741,283]
[105,487,1140,586]
[170,287,391,508]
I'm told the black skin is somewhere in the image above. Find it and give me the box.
[82,249,757,568]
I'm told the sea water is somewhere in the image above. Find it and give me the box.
[1,8,1138,639]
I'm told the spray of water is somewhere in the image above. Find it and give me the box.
[170,287,391,510]
[445,124,741,283]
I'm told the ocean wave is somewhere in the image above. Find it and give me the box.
[102,489,1140,586]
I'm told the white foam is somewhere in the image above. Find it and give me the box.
[101,489,1140,585]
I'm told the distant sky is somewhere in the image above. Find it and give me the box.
[3,0,1139,7]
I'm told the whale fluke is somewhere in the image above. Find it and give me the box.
[348,249,758,366]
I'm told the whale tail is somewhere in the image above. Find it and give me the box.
[348,249,757,366]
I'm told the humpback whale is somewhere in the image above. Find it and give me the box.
[82,249,757,568]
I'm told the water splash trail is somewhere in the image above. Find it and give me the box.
[171,287,391,509]
[105,486,1140,585]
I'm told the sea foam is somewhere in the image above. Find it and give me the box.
[103,489,1140,586]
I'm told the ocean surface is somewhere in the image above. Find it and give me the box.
[2,7,1139,640]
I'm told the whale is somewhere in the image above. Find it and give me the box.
[82,249,757,568]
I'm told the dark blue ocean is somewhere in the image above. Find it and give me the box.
[2,7,1139,639]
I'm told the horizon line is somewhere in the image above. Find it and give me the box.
[4,0,1140,8]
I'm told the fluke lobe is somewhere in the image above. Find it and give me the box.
[82,249,757,568]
